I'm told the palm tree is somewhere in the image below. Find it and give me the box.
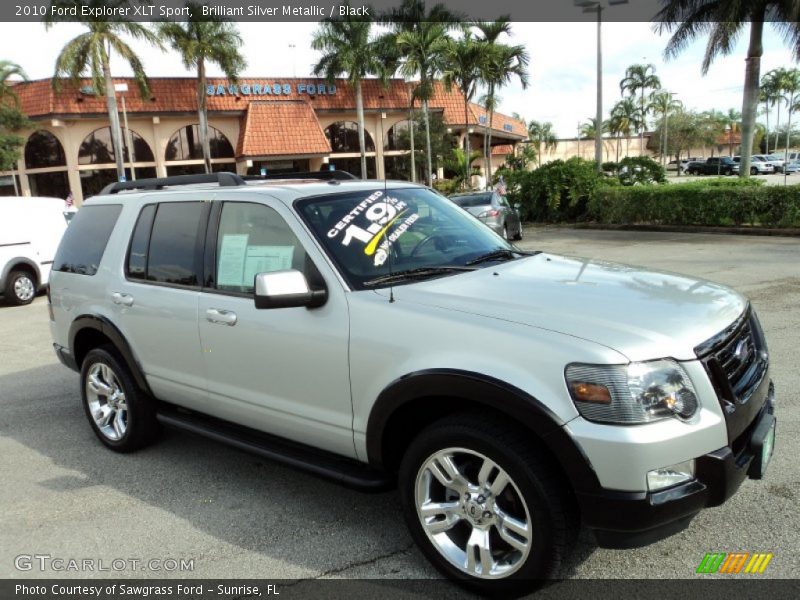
[650,90,683,163]
[610,97,640,157]
[0,61,28,106]
[527,120,557,167]
[312,6,385,179]
[620,63,661,155]
[779,69,800,159]
[474,18,529,183]
[764,69,790,152]
[580,117,611,160]
[441,30,485,188]
[48,0,162,181]
[159,3,245,175]
[656,1,800,178]
[381,0,460,186]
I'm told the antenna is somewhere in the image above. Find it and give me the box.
[379,93,395,303]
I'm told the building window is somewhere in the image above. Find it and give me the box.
[78,126,155,165]
[29,171,69,198]
[165,124,234,161]
[384,120,412,151]
[324,121,375,153]
[79,168,157,199]
[25,130,66,169]
[328,156,376,179]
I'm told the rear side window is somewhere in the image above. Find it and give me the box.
[53,204,122,276]
[451,194,491,208]
[126,204,156,280]
[146,202,204,286]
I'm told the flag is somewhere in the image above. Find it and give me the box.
[64,192,74,208]
[495,175,507,196]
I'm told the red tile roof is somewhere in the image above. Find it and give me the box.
[237,101,330,157]
[13,77,527,139]
[492,144,515,156]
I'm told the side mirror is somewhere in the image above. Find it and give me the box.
[254,270,327,309]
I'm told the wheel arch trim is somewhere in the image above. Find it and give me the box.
[365,368,602,494]
[1,257,40,288]
[68,315,153,396]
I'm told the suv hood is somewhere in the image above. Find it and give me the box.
[391,253,746,362]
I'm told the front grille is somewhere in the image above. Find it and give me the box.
[696,306,770,443]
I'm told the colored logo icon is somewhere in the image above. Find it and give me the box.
[696,552,773,574]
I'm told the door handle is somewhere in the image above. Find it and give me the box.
[206,308,237,326]
[111,292,134,307]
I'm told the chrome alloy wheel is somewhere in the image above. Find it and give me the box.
[13,276,35,302]
[85,363,128,441]
[415,448,532,579]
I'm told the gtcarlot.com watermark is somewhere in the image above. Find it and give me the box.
[15,554,194,573]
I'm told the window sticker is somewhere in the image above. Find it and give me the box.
[243,245,295,284]
[326,191,419,267]
[217,234,249,286]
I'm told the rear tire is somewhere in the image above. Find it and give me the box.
[513,223,523,241]
[80,347,159,453]
[750,167,758,176]
[398,414,577,595]
[4,270,36,306]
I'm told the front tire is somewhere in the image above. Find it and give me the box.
[80,347,159,452]
[4,270,36,306]
[399,414,577,594]
[513,222,523,241]
[750,167,758,176]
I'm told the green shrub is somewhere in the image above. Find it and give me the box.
[432,178,459,195]
[507,158,603,222]
[588,183,800,227]
[618,156,666,185]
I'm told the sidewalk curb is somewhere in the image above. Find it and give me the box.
[524,223,800,238]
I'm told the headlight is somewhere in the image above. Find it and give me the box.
[565,359,699,424]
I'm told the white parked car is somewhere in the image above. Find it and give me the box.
[0,196,75,305]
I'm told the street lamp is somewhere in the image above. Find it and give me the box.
[725,123,733,157]
[114,82,136,181]
[289,43,296,78]
[574,0,629,171]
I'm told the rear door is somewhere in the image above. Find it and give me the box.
[112,198,209,410]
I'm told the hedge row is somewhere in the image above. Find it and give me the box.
[588,183,800,228]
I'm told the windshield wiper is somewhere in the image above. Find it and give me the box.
[363,266,476,287]
[465,248,539,266]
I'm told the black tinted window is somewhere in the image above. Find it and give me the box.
[53,204,122,276]
[126,204,156,280]
[147,202,203,286]
[451,194,491,208]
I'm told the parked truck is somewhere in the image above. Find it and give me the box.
[684,157,738,176]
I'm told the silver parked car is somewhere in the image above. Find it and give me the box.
[48,173,776,594]
[449,191,522,240]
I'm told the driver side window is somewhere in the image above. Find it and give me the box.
[215,202,308,295]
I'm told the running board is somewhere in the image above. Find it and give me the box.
[156,409,393,493]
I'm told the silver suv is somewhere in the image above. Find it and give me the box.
[49,173,776,593]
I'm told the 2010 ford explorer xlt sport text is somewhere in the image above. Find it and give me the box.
[48,173,777,594]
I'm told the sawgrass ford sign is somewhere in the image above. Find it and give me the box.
[207,82,337,96]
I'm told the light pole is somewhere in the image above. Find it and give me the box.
[114,82,136,181]
[575,0,628,171]
[289,43,296,78]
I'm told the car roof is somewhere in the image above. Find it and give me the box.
[83,179,428,207]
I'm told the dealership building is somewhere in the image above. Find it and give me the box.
[4,77,528,204]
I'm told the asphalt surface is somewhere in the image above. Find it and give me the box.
[0,228,797,590]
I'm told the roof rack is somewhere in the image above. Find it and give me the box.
[99,172,246,195]
[242,170,359,182]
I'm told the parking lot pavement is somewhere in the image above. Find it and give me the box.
[0,228,798,587]
[666,172,797,186]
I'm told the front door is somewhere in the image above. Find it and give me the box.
[197,198,355,458]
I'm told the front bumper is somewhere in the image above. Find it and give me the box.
[578,381,775,549]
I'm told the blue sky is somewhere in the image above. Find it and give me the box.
[1,21,797,137]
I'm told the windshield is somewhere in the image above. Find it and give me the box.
[451,193,492,208]
[295,186,515,289]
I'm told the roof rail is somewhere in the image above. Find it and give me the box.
[99,172,246,195]
[242,170,359,182]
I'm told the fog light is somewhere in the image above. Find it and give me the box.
[647,459,695,491]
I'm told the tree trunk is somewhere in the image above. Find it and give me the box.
[764,100,769,154]
[423,98,433,186]
[640,87,645,155]
[486,106,495,184]
[355,79,367,179]
[739,18,764,178]
[197,60,212,175]
[409,105,416,183]
[775,102,781,151]
[101,41,125,181]
[463,96,470,188]
[785,91,794,159]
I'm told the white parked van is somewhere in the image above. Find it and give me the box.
[1,196,75,305]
